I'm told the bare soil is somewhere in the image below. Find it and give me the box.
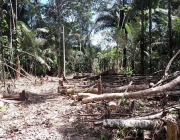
[0,74,179,140]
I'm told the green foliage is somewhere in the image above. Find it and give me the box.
[121,5,132,12]
[17,21,35,49]
[122,67,133,75]
[0,0,180,77]
[171,110,178,114]
[116,126,136,139]
[0,19,8,30]
[173,18,180,33]
[121,95,125,103]
[0,36,8,47]
[0,104,7,111]
[100,134,106,140]
[36,64,45,76]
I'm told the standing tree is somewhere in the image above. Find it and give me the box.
[168,0,173,58]
[93,0,133,71]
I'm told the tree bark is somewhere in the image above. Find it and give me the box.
[103,119,154,129]
[149,2,152,73]
[3,90,28,101]
[59,84,149,96]
[168,0,173,58]
[140,0,145,74]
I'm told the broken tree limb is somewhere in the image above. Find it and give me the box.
[4,63,32,81]
[155,49,180,86]
[103,119,154,129]
[133,104,180,120]
[82,76,180,103]
[164,49,180,76]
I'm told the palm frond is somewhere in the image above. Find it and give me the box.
[17,21,36,47]
[36,56,51,70]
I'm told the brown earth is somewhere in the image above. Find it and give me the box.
[0,74,179,140]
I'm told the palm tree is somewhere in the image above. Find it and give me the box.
[94,0,132,70]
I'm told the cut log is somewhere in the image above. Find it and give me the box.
[82,76,180,103]
[71,93,96,99]
[166,120,179,140]
[3,90,28,101]
[3,92,20,99]
[103,119,154,129]
[98,76,102,94]
[108,101,117,110]
[59,88,98,95]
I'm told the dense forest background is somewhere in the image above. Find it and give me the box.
[0,0,180,79]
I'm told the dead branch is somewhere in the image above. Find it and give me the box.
[82,76,180,103]
[4,63,32,81]
[155,49,180,86]
[133,104,180,120]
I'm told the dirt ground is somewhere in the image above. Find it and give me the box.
[0,74,179,140]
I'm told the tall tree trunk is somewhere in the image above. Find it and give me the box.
[149,2,152,73]
[123,46,127,68]
[122,0,127,69]
[140,0,145,74]
[57,27,61,77]
[0,4,5,84]
[55,0,62,77]
[10,0,20,79]
[63,25,66,77]
[168,0,173,58]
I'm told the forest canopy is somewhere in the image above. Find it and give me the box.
[0,0,180,79]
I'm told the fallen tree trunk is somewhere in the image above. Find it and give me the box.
[59,88,98,96]
[72,90,180,100]
[59,84,149,95]
[71,93,96,99]
[104,84,149,92]
[103,119,154,129]
[82,76,180,103]
[3,90,29,101]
